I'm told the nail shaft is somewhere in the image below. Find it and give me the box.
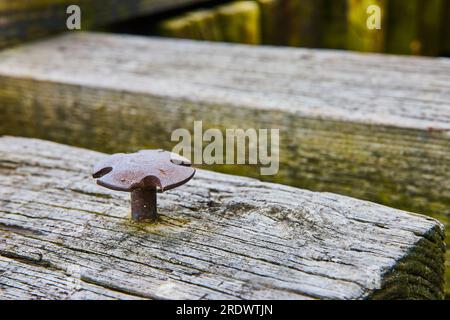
[130,188,157,221]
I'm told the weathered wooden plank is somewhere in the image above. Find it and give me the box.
[0,32,449,294]
[0,256,141,300]
[0,32,448,212]
[0,0,208,49]
[0,137,445,299]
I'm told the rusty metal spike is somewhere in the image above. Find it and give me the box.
[93,150,195,221]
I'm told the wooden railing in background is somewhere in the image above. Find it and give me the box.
[153,0,449,56]
[1,0,447,56]
[0,0,209,49]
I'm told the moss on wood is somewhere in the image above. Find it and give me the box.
[370,225,446,300]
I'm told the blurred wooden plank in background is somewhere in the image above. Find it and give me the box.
[261,0,323,47]
[256,0,280,44]
[1,0,448,55]
[269,0,300,45]
[158,1,261,44]
[187,10,223,41]
[216,1,261,44]
[130,0,448,56]
[321,0,348,49]
[0,0,209,48]
[386,0,420,54]
[296,0,324,48]
[158,15,198,39]
[387,0,444,56]
[417,0,445,56]
[443,0,450,56]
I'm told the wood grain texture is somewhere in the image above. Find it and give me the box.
[0,32,449,293]
[0,136,445,300]
[0,0,208,49]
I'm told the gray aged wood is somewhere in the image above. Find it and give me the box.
[0,137,445,299]
[0,32,449,293]
[0,32,448,216]
[0,0,208,49]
